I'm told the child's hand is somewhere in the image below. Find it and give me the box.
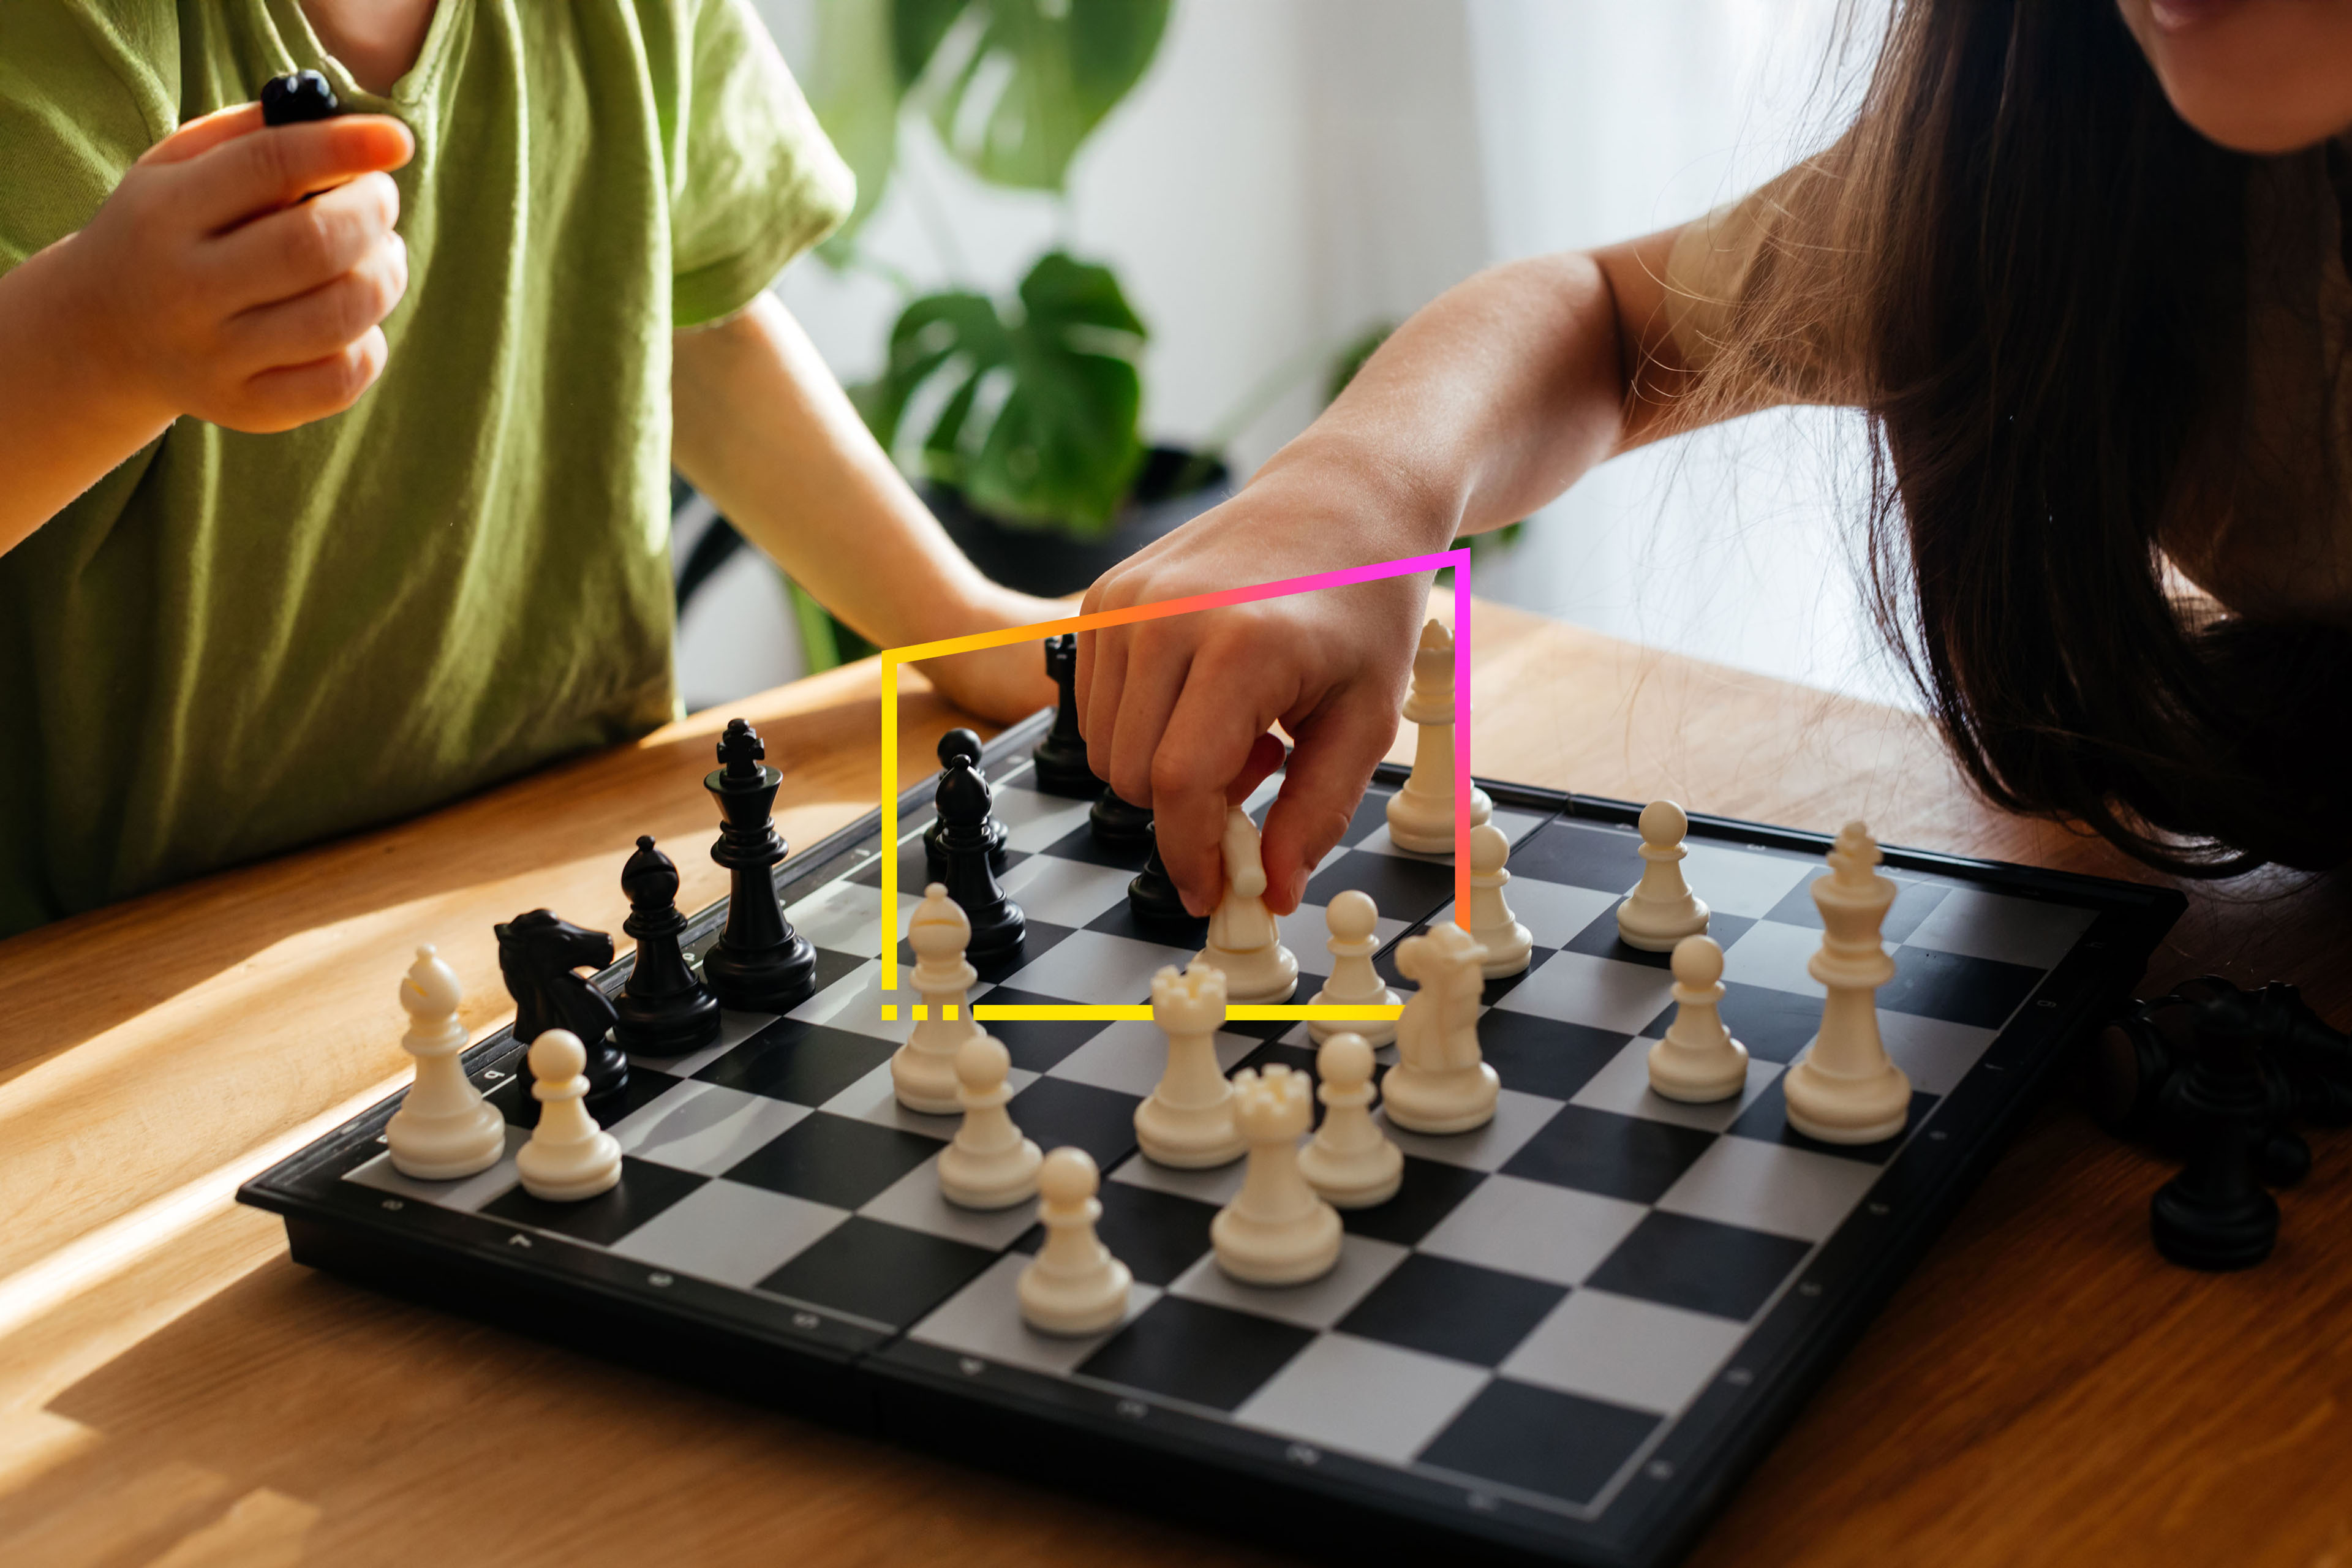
[1077,459,1443,917]
[64,102,415,434]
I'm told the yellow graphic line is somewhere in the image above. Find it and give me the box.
[965,1004,1407,1023]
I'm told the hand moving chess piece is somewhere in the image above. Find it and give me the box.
[1193,807,1298,1004]
[386,944,506,1180]
[1382,922,1499,1134]
[496,908,628,1116]
[1019,1148,1134,1335]
[938,1033,1042,1209]
[1032,633,1101,797]
[515,1029,623,1202]
[1616,800,1710,951]
[894,884,985,1114]
[612,835,722,1056]
[703,718,817,1012]
[1647,935,1749,1103]
[925,729,1008,883]
[937,753,1025,963]
[1308,890,1400,1046]
[1298,1032,1403,1208]
[1781,822,1912,1144]
[1385,618,1492,854]
[1137,963,1245,1167]
[1213,1065,1342,1284]
[1467,823,1532,978]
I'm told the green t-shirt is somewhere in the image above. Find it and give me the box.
[0,0,852,936]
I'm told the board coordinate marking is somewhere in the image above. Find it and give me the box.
[873,548,1478,999]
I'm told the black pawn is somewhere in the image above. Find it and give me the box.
[1089,785,1154,851]
[925,728,1008,884]
[1127,839,1199,937]
[2150,994,2280,1270]
[702,718,817,1013]
[1033,633,1101,797]
[613,835,722,1056]
[260,69,341,126]
[938,754,1024,961]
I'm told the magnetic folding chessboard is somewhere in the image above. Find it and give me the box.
[240,709,2184,1568]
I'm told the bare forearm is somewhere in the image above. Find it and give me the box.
[669,293,1001,649]
[1254,251,1634,549]
[0,238,174,557]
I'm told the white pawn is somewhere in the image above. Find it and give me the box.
[1381,922,1499,1134]
[1647,936,1749,1103]
[1298,1032,1403,1208]
[515,1029,622,1202]
[1212,1065,1342,1285]
[386,944,507,1180]
[1385,618,1493,854]
[1466,823,1532,978]
[1137,963,1245,1167]
[1018,1147,1133,1336]
[1308,891,1400,1046]
[1616,799,1710,951]
[1193,806,1298,1005]
[894,883,984,1114]
[1782,821,1912,1144]
[938,1033,1042,1208]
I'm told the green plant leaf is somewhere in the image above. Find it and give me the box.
[807,0,904,257]
[922,0,1170,192]
[851,251,1147,535]
[893,0,966,87]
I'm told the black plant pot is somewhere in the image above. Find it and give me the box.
[925,446,1234,599]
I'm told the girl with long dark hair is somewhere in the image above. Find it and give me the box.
[1082,0,2352,915]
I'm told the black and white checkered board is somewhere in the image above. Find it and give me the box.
[241,709,2183,1568]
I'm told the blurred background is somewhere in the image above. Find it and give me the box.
[674,0,1902,713]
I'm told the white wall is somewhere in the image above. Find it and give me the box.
[680,0,1905,712]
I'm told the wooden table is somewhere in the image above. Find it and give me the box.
[3,601,2345,1567]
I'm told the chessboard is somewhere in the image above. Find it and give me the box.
[239,707,2184,1568]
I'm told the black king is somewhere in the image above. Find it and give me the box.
[702,718,817,1013]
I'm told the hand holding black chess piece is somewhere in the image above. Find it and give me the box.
[1033,634,1101,798]
[613,835,722,1056]
[938,752,1025,963]
[260,69,342,125]
[496,909,628,1117]
[925,729,1008,884]
[703,718,817,1013]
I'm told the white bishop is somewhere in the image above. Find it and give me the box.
[386,944,508,1180]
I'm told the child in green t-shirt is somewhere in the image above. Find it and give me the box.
[0,0,1057,937]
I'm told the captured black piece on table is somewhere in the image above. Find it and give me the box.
[495,908,627,1118]
[703,718,817,1012]
[260,69,341,126]
[2148,988,2283,1270]
[924,728,1006,884]
[612,835,722,1056]
[1031,632,1100,797]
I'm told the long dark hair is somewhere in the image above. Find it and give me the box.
[1714,0,2352,876]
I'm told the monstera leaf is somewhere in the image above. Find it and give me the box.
[808,0,1170,253]
[921,0,1172,191]
[856,252,1148,533]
